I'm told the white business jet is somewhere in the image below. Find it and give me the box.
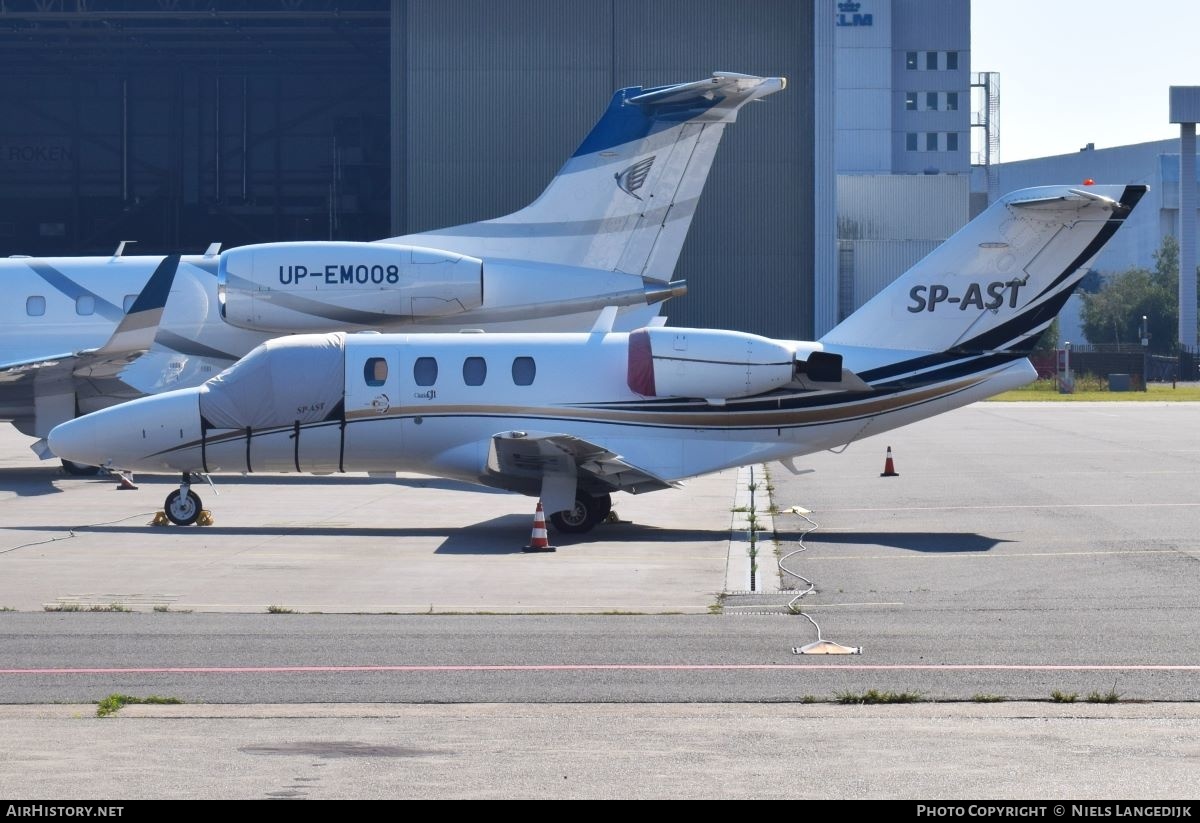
[49,184,1146,532]
[2,72,783,468]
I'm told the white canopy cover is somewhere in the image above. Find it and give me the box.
[199,332,346,430]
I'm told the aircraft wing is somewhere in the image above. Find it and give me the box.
[0,254,180,394]
[487,430,679,512]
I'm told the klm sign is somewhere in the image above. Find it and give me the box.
[836,1,873,27]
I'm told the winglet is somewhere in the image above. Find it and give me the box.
[78,254,181,372]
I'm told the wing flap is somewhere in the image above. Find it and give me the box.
[487,430,679,496]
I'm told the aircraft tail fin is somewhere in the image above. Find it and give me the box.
[387,72,785,282]
[819,185,1147,375]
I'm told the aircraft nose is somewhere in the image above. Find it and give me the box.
[48,389,203,472]
[47,416,105,469]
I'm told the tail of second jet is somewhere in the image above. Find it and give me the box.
[820,184,1148,387]
[386,72,785,283]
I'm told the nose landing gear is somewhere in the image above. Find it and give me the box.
[162,472,207,526]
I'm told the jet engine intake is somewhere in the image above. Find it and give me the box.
[626,327,795,400]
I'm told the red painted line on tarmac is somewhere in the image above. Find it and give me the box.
[1,664,1198,675]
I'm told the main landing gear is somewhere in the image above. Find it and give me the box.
[548,492,612,534]
[163,472,204,526]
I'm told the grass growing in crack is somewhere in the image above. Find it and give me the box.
[1086,686,1122,704]
[96,694,183,718]
[835,689,923,705]
[1050,690,1078,703]
[266,605,295,614]
[972,694,1006,703]
[799,695,820,704]
[0,606,15,612]
[45,603,130,613]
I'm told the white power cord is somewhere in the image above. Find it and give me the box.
[780,505,861,655]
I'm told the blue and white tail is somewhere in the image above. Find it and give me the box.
[386,72,785,282]
[821,184,1147,384]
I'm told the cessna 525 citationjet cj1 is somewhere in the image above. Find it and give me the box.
[2,72,783,468]
[50,184,1145,532]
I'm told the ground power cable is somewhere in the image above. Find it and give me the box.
[780,506,861,655]
[0,512,158,555]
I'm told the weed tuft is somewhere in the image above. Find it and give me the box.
[96,694,183,718]
[1086,686,1122,704]
[972,694,1006,703]
[1050,690,1078,703]
[835,689,923,705]
[266,605,295,614]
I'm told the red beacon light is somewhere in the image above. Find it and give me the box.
[1083,178,1095,186]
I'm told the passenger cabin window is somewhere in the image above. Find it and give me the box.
[364,357,388,387]
[511,357,536,386]
[123,294,138,312]
[414,357,438,387]
[26,296,45,316]
[76,295,95,316]
[463,356,487,386]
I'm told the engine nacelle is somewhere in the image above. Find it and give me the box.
[218,241,483,332]
[627,327,795,400]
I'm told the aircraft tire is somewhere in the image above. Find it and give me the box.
[61,459,101,477]
[549,493,606,534]
[164,489,202,527]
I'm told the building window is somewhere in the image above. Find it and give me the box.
[122,294,138,312]
[906,132,918,152]
[76,295,95,316]
[926,51,938,71]
[946,92,959,111]
[926,133,938,152]
[364,357,388,387]
[946,51,959,71]
[26,296,45,316]
[511,357,536,386]
[414,357,438,387]
[905,92,917,111]
[906,51,918,70]
[463,356,487,386]
[947,132,959,152]
[926,92,938,111]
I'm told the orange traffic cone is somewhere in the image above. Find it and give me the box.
[115,471,138,491]
[523,501,557,553]
[880,446,899,477]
